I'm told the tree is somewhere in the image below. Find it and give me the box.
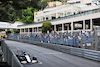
[0,0,67,23]
[14,29,20,33]
[0,0,47,23]
[20,7,38,24]
[38,0,48,10]
[6,29,11,35]
[42,22,52,33]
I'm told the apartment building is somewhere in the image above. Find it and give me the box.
[17,0,100,34]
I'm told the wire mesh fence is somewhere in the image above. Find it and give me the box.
[7,30,97,50]
[95,27,100,51]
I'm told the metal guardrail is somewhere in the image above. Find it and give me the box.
[1,40,23,67]
[10,39,100,61]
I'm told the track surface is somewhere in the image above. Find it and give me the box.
[5,40,100,67]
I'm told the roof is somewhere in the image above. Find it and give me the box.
[0,22,11,24]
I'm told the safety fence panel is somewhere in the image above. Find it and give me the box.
[50,38,58,44]
[1,40,23,67]
[8,32,96,51]
[95,27,100,51]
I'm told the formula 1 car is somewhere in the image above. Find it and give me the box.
[16,50,39,64]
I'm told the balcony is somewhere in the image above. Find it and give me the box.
[18,8,100,27]
[34,8,100,24]
[36,5,79,17]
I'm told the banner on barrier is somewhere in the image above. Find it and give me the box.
[87,43,91,46]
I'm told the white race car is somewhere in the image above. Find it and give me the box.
[16,50,39,64]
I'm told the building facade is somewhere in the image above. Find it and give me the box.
[0,21,23,34]
[17,0,100,34]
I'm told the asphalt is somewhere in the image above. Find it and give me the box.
[5,40,100,67]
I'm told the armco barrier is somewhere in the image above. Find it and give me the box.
[83,50,99,61]
[71,48,83,57]
[8,39,100,61]
[99,53,100,61]
[1,40,23,67]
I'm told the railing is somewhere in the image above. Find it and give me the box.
[48,8,100,22]
[37,8,100,23]
[18,8,100,27]
[1,40,23,67]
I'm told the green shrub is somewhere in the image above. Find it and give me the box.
[42,22,52,33]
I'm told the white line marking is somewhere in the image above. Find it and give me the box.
[40,52,62,55]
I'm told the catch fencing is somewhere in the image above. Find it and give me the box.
[95,27,100,51]
[8,32,96,50]
[1,40,23,67]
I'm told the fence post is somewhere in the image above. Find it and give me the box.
[95,28,98,51]
[81,37,83,48]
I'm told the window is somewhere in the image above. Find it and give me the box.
[46,17,48,20]
[68,1,80,4]
[76,1,80,4]
[44,11,49,13]
[93,1,100,5]
[38,19,40,21]
[43,17,45,21]
[86,3,91,5]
